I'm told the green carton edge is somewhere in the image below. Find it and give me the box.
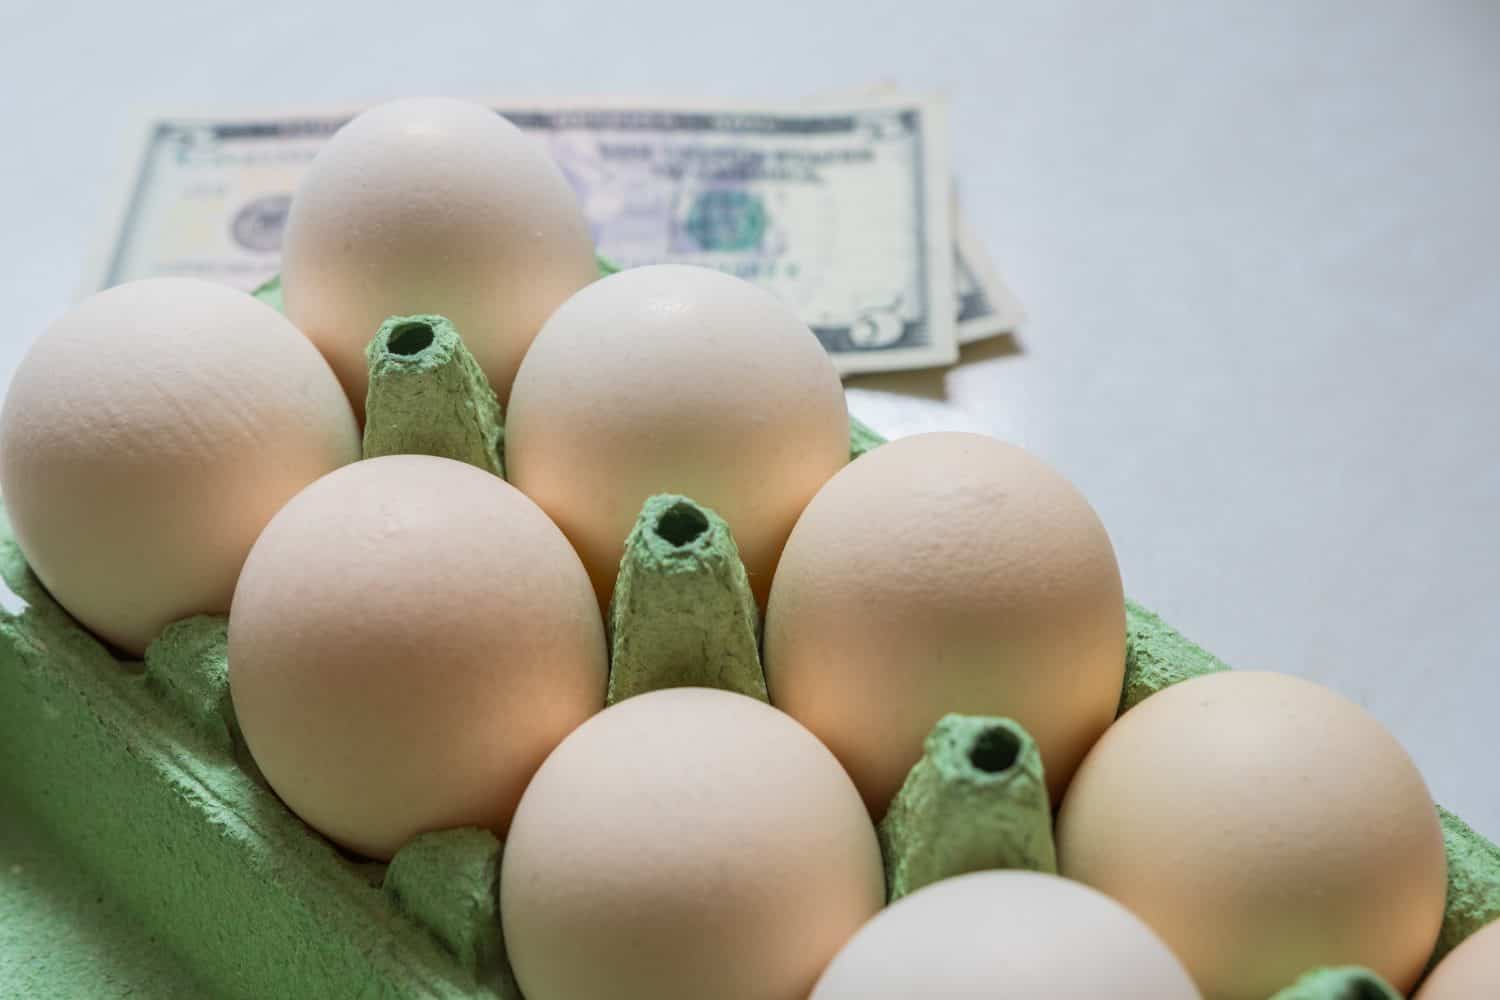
[0,519,499,999]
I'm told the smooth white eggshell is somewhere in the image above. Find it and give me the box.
[280,97,598,412]
[228,455,608,861]
[812,871,1202,999]
[1416,919,1500,999]
[500,687,885,1000]
[763,431,1125,817]
[505,264,849,608]
[0,277,360,655]
[1056,670,1449,1000]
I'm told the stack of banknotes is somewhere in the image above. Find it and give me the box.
[88,91,1023,376]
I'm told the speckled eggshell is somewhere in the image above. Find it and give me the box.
[280,97,598,413]
[500,687,885,1000]
[1056,670,1448,1000]
[228,455,607,861]
[504,264,849,609]
[0,277,360,656]
[762,431,1125,817]
[811,870,1202,999]
[1416,918,1500,998]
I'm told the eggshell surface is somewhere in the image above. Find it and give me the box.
[228,455,607,861]
[812,870,1201,999]
[1415,918,1500,998]
[505,264,849,608]
[500,687,885,1000]
[280,97,598,412]
[0,277,360,655]
[762,431,1125,817]
[1056,670,1448,1000]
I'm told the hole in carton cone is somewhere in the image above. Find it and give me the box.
[655,503,709,547]
[388,322,436,356]
[1345,979,1390,1000]
[968,726,1021,774]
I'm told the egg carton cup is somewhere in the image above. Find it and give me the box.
[1,276,1496,999]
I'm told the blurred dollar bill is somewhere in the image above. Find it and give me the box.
[86,96,1008,374]
[953,216,1025,343]
[808,82,1025,345]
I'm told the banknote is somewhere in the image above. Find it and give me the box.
[806,82,1024,344]
[87,96,959,374]
[954,216,1025,342]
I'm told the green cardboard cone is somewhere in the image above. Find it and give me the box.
[607,494,765,705]
[363,314,506,478]
[879,714,1056,902]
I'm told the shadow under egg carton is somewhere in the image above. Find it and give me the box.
[0,281,1494,1000]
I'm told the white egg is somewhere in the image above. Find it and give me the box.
[280,97,598,413]
[505,264,849,609]
[763,432,1125,817]
[0,277,360,655]
[501,687,884,1000]
[228,455,607,861]
[1057,670,1449,999]
[811,871,1201,999]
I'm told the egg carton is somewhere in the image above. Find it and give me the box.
[1,273,1496,1000]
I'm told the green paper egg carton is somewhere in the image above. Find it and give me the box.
[1,269,1496,1000]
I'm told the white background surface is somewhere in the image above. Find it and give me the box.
[1,0,1496,839]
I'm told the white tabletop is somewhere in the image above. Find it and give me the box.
[2,0,1495,838]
